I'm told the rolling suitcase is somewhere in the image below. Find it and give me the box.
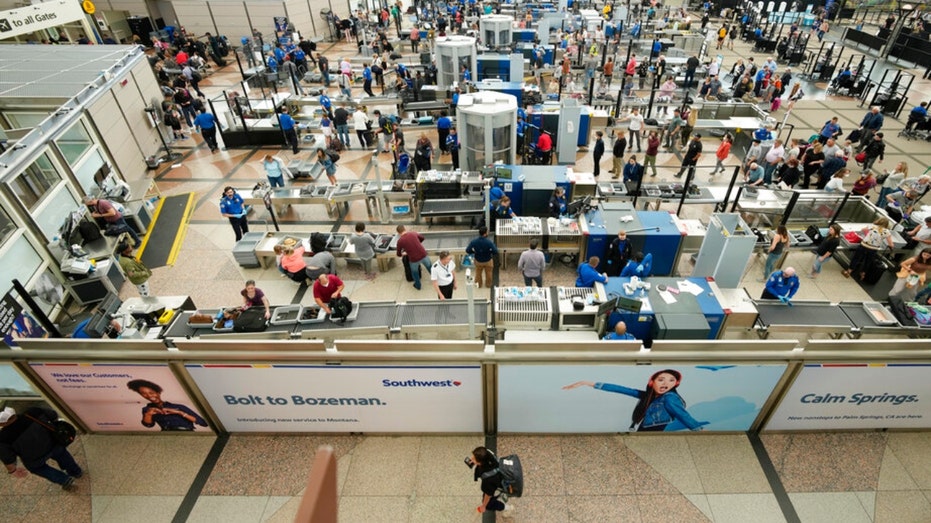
[211,52,227,67]
[862,257,887,285]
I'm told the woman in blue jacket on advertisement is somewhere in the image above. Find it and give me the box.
[563,369,708,431]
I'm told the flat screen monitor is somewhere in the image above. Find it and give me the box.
[615,295,643,313]
[495,166,513,180]
[565,195,592,217]
[597,297,619,316]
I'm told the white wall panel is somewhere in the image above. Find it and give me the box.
[284,0,313,36]
[172,0,218,35]
[105,0,149,16]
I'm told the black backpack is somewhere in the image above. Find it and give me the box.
[77,220,103,244]
[191,70,202,82]
[233,307,268,332]
[481,453,524,499]
[329,296,353,321]
[326,149,341,163]
[309,232,329,253]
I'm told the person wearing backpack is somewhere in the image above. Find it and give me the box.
[468,447,512,514]
[0,406,83,490]
[316,148,338,185]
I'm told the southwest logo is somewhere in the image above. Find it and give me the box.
[382,379,462,387]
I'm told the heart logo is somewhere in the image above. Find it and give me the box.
[453,381,462,386]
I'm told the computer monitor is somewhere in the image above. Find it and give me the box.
[597,298,619,316]
[495,166,513,180]
[615,295,643,313]
[565,195,592,217]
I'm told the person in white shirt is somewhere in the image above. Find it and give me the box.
[763,139,785,184]
[352,109,371,148]
[906,216,931,255]
[708,60,719,77]
[619,107,645,152]
[431,250,457,300]
[824,168,849,192]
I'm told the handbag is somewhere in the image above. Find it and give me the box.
[854,151,866,164]
[25,414,77,447]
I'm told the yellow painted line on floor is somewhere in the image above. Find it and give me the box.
[134,197,165,258]
[166,192,195,267]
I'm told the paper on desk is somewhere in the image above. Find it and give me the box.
[659,290,677,304]
[677,280,704,296]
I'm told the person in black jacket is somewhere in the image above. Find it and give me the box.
[605,230,633,276]
[0,406,82,489]
[593,131,605,177]
[861,132,885,174]
[469,446,508,514]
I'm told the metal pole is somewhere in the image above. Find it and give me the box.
[466,269,476,339]
[373,151,388,224]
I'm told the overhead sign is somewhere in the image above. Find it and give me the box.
[499,364,787,433]
[766,364,931,430]
[0,0,85,40]
[185,364,483,432]
[30,363,210,432]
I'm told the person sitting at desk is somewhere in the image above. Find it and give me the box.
[83,196,141,247]
[621,252,653,277]
[304,249,336,282]
[576,256,609,287]
[761,267,799,301]
[604,321,636,341]
[313,273,345,316]
[241,279,271,319]
[71,317,121,338]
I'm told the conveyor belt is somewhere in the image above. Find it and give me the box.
[300,303,398,331]
[838,303,902,331]
[420,198,485,217]
[162,307,295,339]
[754,301,855,331]
[394,300,489,328]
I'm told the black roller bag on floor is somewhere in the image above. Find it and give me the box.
[862,256,888,285]
[211,52,227,67]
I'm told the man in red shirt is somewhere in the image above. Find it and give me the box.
[396,225,432,289]
[537,131,553,165]
[175,49,189,66]
[625,54,637,79]
[312,274,344,314]
[83,196,141,246]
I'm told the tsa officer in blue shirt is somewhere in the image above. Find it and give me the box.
[761,266,800,302]
[219,186,249,241]
[278,107,299,154]
[604,321,636,340]
[576,256,609,287]
[192,108,219,152]
[362,64,375,96]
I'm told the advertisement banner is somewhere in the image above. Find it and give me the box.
[29,363,209,432]
[185,364,483,432]
[499,364,787,433]
[766,364,931,430]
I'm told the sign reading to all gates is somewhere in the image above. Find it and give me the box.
[186,364,483,432]
[0,0,84,39]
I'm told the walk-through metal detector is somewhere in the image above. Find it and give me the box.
[804,41,842,81]
[862,70,915,118]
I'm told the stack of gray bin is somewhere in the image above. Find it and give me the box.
[233,232,265,268]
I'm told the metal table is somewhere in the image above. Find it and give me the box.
[419,198,485,223]
[753,300,855,339]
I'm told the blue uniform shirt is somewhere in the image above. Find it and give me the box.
[279,113,296,131]
[576,263,607,287]
[603,331,636,340]
[363,66,372,81]
[466,236,498,263]
[193,112,216,130]
[437,116,452,130]
[764,271,800,298]
[220,193,246,216]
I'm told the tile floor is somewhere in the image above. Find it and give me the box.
[6,9,931,523]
